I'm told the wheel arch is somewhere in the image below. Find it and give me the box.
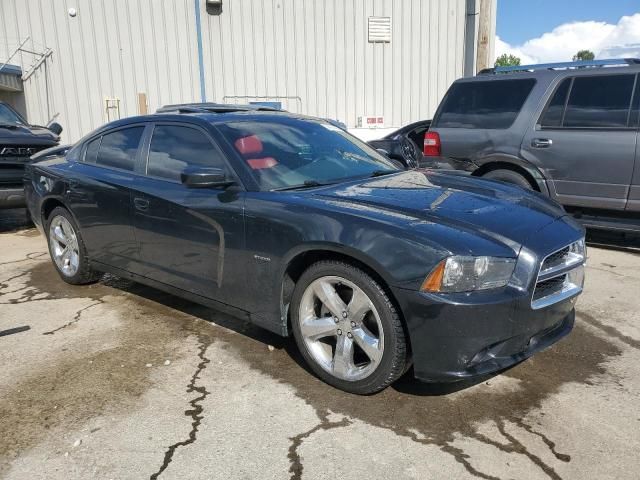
[472,157,549,194]
[41,197,72,225]
[280,245,410,350]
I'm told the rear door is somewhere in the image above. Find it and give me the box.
[521,73,638,210]
[626,79,640,212]
[130,122,246,304]
[68,125,146,271]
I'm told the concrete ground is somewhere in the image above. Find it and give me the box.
[1,208,639,480]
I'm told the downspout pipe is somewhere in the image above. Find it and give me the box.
[194,0,207,102]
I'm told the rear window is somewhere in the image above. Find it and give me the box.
[96,127,144,171]
[434,78,535,129]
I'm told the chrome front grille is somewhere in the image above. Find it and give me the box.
[531,239,586,309]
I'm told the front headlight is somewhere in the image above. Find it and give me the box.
[421,256,516,293]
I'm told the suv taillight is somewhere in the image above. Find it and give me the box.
[424,131,441,156]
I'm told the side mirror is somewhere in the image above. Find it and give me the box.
[47,122,63,135]
[180,166,235,188]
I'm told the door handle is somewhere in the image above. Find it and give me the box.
[133,197,149,211]
[531,138,552,148]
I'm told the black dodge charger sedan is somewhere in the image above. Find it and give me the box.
[25,110,586,394]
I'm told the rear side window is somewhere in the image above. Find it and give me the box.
[564,75,635,128]
[435,79,535,129]
[147,125,224,182]
[96,127,144,171]
[84,137,101,163]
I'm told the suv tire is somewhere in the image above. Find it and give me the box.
[482,169,533,190]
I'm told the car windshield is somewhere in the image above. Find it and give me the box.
[216,117,400,190]
[0,104,26,125]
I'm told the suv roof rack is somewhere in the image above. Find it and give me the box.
[479,58,640,75]
[156,102,282,114]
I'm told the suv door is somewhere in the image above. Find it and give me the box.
[131,123,246,303]
[521,73,638,210]
[68,125,147,271]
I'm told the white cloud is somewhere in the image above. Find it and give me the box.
[495,13,640,64]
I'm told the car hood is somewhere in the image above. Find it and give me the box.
[310,170,566,250]
[0,123,59,145]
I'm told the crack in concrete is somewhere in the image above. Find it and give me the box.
[0,252,47,266]
[470,420,564,480]
[516,419,571,463]
[42,300,104,335]
[287,412,351,480]
[149,334,212,480]
[0,271,30,294]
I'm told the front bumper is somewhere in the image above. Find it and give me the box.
[393,283,576,382]
[0,186,25,209]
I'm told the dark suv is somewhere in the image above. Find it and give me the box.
[0,102,62,209]
[428,58,640,233]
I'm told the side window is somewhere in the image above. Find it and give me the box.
[564,75,635,128]
[84,137,101,163]
[539,78,571,127]
[96,127,144,171]
[147,125,224,182]
[435,79,535,129]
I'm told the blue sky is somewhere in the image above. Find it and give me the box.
[497,0,640,45]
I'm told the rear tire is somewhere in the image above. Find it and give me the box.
[290,260,408,394]
[46,207,99,285]
[482,169,534,190]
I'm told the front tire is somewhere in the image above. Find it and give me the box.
[46,207,99,285]
[290,260,408,394]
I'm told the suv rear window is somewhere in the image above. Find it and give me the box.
[434,79,535,129]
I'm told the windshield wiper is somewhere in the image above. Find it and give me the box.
[0,123,18,130]
[273,180,335,191]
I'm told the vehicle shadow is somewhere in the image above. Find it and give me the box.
[102,273,497,396]
[586,228,640,253]
[0,208,33,234]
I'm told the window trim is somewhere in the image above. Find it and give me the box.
[82,135,102,164]
[432,78,537,130]
[143,121,242,188]
[538,73,639,131]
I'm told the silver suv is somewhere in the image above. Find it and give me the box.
[428,58,640,233]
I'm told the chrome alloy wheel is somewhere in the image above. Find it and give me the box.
[298,276,384,381]
[49,215,80,277]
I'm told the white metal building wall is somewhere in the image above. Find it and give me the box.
[0,0,487,143]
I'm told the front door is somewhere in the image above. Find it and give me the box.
[521,73,638,210]
[130,123,246,304]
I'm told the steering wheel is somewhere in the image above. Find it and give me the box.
[399,136,420,169]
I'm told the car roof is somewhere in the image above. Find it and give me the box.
[83,110,330,137]
[464,58,640,83]
[156,102,281,114]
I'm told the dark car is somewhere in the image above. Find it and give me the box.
[25,110,586,394]
[0,102,62,209]
[367,120,431,169]
[428,58,640,233]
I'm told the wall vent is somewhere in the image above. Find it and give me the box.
[368,17,391,43]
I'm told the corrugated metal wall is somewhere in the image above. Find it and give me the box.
[0,0,478,142]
